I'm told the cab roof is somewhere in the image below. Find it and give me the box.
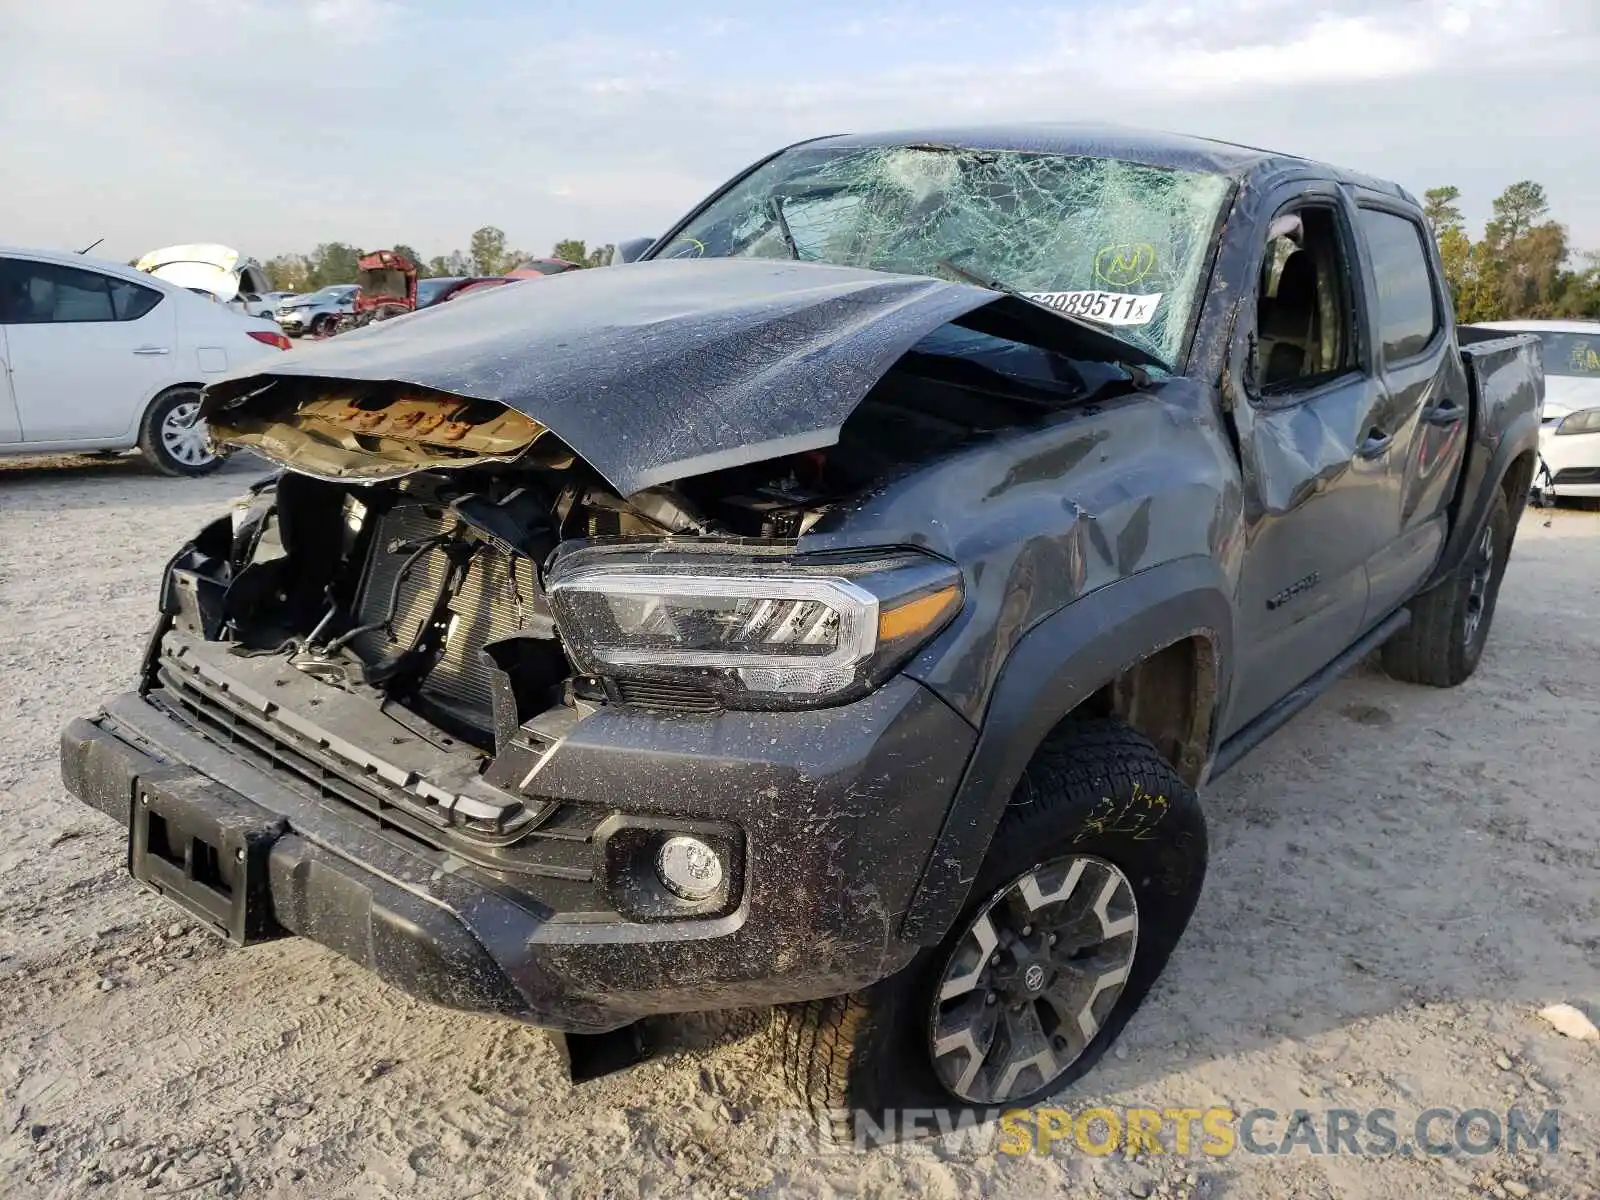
[807,123,1414,203]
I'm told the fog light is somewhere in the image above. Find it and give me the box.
[655,835,723,900]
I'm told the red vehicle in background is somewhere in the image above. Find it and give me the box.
[415,275,516,309]
[506,257,581,279]
[351,250,417,325]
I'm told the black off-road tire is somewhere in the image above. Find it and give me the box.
[1381,488,1514,687]
[772,718,1208,1143]
[137,387,223,478]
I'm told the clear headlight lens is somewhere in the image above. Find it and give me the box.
[547,547,963,708]
[1556,407,1600,436]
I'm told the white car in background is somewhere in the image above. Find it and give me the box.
[1471,319,1600,501]
[0,246,292,475]
[135,244,279,318]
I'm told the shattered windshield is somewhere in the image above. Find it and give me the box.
[657,145,1231,365]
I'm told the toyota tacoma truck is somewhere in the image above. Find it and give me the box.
[60,126,1543,1131]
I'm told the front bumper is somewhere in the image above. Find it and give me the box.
[1538,425,1600,496]
[275,310,316,332]
[60,673,973,1032]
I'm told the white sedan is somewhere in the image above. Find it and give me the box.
[0,246,291,475]
[1472,319,1600,500]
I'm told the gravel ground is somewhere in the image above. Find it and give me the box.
[1,453,1597,1200]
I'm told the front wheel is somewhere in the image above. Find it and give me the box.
[138,388,222,477]
[773,718,1208,1140]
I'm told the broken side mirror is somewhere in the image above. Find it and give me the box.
[615,237,654,264]
[1266,214,1304,245]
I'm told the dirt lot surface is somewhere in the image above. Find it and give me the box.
[1,453,1596,1199]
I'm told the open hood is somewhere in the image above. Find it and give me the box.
[202,257,1159,495]
[137,243,254,302]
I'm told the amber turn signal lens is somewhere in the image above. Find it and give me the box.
[878,584,961,644]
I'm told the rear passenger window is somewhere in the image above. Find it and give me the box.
[110,277,163,321]
[1358,209,1439,361]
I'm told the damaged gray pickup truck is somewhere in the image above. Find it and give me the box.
[62,126,1543,1130]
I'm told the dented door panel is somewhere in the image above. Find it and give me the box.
[1209,183,1395,735]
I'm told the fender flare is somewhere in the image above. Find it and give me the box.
[1426,407,1540,588]
[899,555,1234,943]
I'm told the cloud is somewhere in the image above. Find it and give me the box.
[2,0,1597,261]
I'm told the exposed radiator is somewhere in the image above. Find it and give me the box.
[348,503,530,717]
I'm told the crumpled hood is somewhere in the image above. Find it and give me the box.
[202,257,1154,495]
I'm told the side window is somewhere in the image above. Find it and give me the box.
[109,277,163,321]
[1357,209,1439,362]
[1252,206,1357,394]
[0,260,117,324]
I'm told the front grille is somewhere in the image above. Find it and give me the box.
[151,662,604,889]
[615,679,723,713]
[350,504,532,716]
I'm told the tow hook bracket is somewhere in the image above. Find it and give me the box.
[129,775,288,946]
[555,1023,654,1084]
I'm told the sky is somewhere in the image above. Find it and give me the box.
[3,0,1598,266]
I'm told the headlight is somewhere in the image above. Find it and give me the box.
[1556,408,1600,436]
[547,546,963,709]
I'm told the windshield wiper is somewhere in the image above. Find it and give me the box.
[935,256,1003,292]
[768,196,800,261]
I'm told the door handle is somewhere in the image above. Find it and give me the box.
[132,345,170,356]
[1424,398,1464,426]
[1357,428,1392,459]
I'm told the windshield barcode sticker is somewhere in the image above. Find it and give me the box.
[1026,290,1163,325]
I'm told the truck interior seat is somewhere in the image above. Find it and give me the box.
[1258,250,1319,387]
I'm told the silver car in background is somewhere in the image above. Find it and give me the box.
[276,285,359,337]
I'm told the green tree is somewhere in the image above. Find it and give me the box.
[263,253,312,291]
[425,252,473,277]
[1422,186,1463,234]
[303,242,362,289]
[550,239,614,268]
[470,226,519,275]
[1436,226,1473,317]
[1553,252,1600,318]
[391,244,424,272]
[1477,181,1567,319]
[1484,181,1549,248]
[551,238,588,265]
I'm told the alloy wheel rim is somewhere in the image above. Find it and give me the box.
[160,400,215,467]
[929,855,1139,1104]
[1463,522,1495,648]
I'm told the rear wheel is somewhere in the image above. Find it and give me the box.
[138,388,222,477]
[773,719,1207,1141]
[1381,489,1513,687]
